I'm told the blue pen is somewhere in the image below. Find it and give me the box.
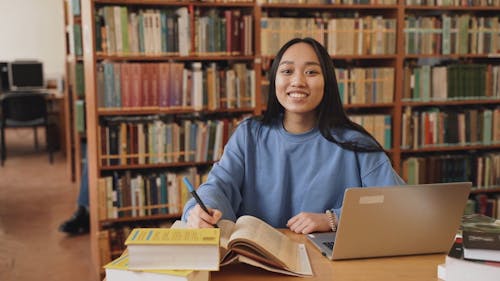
[182,177,219,228]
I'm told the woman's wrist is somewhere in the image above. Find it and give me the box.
[325,209,337,232]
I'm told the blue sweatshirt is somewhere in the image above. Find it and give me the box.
[182,118,405,228]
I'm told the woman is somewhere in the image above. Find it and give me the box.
[182,38,404,234]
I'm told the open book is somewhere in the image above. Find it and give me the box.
[173,215,312,277]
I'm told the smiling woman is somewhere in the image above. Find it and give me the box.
[275,42,325,134]
[182,38,405,235]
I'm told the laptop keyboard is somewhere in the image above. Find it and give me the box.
[323,241,334,250]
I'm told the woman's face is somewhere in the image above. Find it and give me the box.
[275,42,325,119]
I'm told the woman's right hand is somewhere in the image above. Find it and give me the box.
[186,204,222,228]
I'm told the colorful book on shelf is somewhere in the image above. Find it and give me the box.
[125,228,220,271]
[104,252,209,281]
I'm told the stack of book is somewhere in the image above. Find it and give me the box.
[438,216,500,281]
[104,215,313,281]
[462,219,500,263]
[104,228,220,281]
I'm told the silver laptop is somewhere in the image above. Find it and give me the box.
[307,182,471,260]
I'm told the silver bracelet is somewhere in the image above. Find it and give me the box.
[325,209,338,232]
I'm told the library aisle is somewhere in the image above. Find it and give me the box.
[0,128,97,281]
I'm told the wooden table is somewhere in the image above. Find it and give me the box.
[212,230,445,281]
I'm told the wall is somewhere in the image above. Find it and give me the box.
[0,0,65,80]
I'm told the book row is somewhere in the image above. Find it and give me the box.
[401,152,500,189]
[95,6,253,56]
[260,16,396,56]
[96,6,189,55]
[349,114,392,149]
[405,0,499,6]
[99,116,244,167]
[336,67,394,105]
[405,15,500,55]
[467,194,500,219]
[97,61,255,110]
[403,63,500,102]
[193,8,253,56]
[97,167,206,220]
[401,107,500,149]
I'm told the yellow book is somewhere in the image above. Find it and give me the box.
[125,228,220,270]
[104,253,209,281]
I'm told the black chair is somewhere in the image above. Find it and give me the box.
[0,92,53,165]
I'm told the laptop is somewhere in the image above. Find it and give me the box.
[307,182,471,260]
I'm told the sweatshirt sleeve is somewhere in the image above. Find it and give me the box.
[181,121,248,222]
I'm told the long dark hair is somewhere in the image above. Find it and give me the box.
[261,37,385,153]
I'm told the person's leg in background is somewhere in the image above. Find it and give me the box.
[59,142,89,235]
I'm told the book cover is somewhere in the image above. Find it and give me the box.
[463,221,500,251]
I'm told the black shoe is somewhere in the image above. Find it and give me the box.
[59,206,90,235]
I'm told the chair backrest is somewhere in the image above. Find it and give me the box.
[1,92,47,122]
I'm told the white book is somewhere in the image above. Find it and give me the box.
[212,120,224,161]
[191,62,203,110]
[445,255,500,281]
[114,6,123,53]
[176,7,191,56]
[128,12,139,54]
[167,172,179,214]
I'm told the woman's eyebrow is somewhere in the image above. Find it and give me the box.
[279,61,320,66]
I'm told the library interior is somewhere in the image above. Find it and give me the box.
[0,0,499,281]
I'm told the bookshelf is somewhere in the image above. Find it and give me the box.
[81,0,259,276]
[79,0,500,276]
[400,3,500,220]
[64,0,86,183]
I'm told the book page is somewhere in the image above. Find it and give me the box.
[218,219,236,250]
[236,243,312,277]
[228,215,302,272]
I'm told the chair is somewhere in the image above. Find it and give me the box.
[0,92,53,165]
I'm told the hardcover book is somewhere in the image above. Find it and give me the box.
[125,228,220,271]
[218,215,312,277]
[172,215,313,277]
[105,253,209,281]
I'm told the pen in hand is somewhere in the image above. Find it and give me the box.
[182,177,219,228]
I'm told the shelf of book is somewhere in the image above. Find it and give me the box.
[97,108,255,116]
[471,187,500,194]
[81,0,262,276]
[99,160,216,171]
[78,0,500,277]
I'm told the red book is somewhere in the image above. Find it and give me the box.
[120,63,131,108]
[224,10,232,55]
[150,63,159,108]
[141,63,152,107]
[158,62,170,107]
[130,63,142,108]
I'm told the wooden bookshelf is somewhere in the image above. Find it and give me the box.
[63,0,86,183]
[79,0,500,277]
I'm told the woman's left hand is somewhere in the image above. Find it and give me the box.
[286,212,332,234]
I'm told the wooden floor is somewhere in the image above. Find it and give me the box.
[0,128,97,281]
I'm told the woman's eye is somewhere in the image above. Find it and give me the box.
[305,70,319,75]
[280,69,292,74]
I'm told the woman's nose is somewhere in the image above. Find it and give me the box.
[291,73,305,86]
